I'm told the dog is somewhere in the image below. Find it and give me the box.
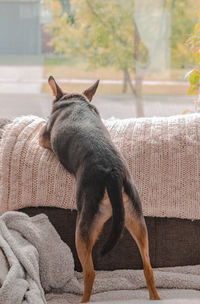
[39,76,160,302]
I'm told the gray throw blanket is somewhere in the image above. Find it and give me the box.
[0,211,200,304]
[0,211,76,304]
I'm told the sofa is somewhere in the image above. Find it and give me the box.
[0,114,200,274]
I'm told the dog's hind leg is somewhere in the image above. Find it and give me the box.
[76,195,112,303]
[75,228,95,303]
[123,178,160,300]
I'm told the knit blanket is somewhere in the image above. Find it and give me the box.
[1,211,200,304]
[46,263,200,303]
[0,114,200,219]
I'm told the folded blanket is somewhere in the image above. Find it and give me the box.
[47,262,200,303]
[0,114,200,219]
[46,290,200,304]
[0,211,75,304]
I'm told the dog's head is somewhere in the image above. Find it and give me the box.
[39,76,100,150]
[48,76,99,112]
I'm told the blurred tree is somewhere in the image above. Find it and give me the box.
[60,0,74,23]
[47,0,149,117]
[47,0,198,117]
[167,0,198,68]
[186,11,200,111]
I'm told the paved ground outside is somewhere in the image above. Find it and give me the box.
[0,92,194,120]
[0,60,43,94]
[0,60,195,119]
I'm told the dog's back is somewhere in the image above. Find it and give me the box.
[51,96,123,173]
[50,95,127,255]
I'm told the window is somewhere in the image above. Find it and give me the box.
[0,0,199,119]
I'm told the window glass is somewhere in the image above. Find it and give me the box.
[0,0,199,119]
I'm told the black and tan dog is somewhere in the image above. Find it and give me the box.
[39,76,160,302]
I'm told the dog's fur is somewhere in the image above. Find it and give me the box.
[39,76,160,302]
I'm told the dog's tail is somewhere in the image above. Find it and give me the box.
[100,172,125,256]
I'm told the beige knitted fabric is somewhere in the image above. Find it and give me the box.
[0,114,200,219]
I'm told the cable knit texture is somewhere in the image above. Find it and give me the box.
[0,114,200,219]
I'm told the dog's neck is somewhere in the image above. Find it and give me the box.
[51,95,99,117]
[50,94,89,114]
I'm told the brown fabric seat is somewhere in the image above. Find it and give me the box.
[20,207,200,271]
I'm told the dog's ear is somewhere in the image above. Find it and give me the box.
[82,80,100,102]
[48,76,64,100]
